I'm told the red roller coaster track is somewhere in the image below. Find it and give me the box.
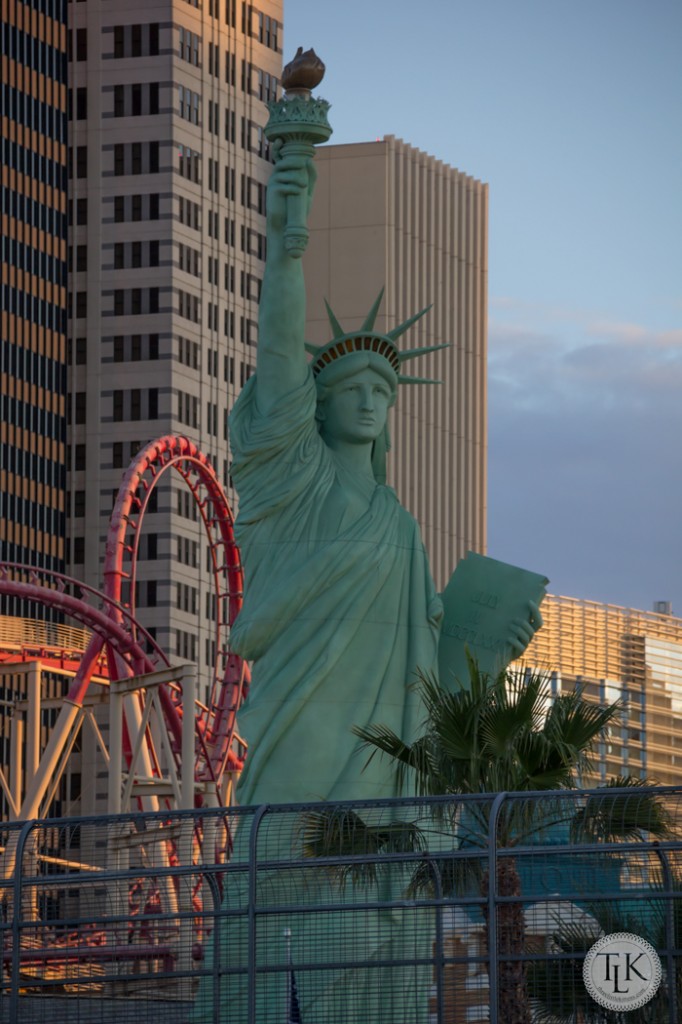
[0,435,249,824]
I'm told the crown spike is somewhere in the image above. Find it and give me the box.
[387,304,432,341]
[361,288,385,332]
[398,342,451,363]
[304,342,321,355]
[324,299,345,339]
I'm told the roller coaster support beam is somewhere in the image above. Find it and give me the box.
[109,664,197,815]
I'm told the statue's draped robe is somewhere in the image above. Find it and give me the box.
[194,371,441,1023]
[230,371,442,805]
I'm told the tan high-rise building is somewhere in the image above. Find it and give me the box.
[521,595,682,785]
[1,0,68,617]
[304,137,488,588]
[65,0,282,691]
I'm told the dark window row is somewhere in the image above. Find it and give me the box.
[241,174,265,213]
[69,391,86,425]
[177,390,199,428]
[0,542,63,576]
[1,442,66,490]
[207,41,219,76]
[0,22,67,81]
[113,240,160,269]
[176,630,197,662]
[178,336,199,370]
[0,492,65,536]
[68,197,88,225]
[176,536,198,567]
[240,314,258,344]
[176,582,198,615]
[178,243,201,276]
[242,3,281,52]
[68,145,87,179]
[241,224,266,260]
[178,144,201,182]
[113,23,159,59]
[178,86,201,124]
[178,289,200,323]
[0,82,67,140]
[177,486,199,520]
[113,141,160,176]
[241,61,278,101]
[66,444,87,471]
[178,196,201,230]
[207,99,219,135]
[178,27,200,66]
[67,536,85,566]
[66,27,87,62]
[67,86,87,120]
[1,284,66,332]
[240,117,270,160]
[113,192,160,223]
[1,186,66,235]
[240,272,261,303]
[1,136,67,189]
[1,236,67,287]
[112,439,143,469]
[134,580,158,608]
[113,82,159,118]
[67,290,87,319]
[0,338,67,394]
[68,244,88,273]
[112,287,161,317]
[112,334,160,363]
[112,387,159,421]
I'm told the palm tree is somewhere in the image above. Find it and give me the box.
[303,660,673,1023]
[348,661,630,1024]
[527,777,678,1023]
[528,877,681,1022]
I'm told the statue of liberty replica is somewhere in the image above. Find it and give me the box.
[194,49,542,1023]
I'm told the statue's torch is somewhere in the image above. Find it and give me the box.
[264,48,332,258]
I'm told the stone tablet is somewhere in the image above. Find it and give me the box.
[438,551,548,686]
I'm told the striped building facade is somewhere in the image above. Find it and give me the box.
[1,0,68,615]
[521,594,682,785]
[304,136,488,589]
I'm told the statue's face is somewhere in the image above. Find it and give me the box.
[319,368,392,445]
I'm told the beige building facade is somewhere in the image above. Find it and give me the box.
[304,137,489,589]
[520,594,682,785]
[65,0,282,691]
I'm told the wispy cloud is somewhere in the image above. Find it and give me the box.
[486,308,682,613]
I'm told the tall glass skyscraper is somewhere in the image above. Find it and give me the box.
[1,0,69,616]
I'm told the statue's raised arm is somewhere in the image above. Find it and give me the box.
[255,48,331,415]
[254,147,315,413]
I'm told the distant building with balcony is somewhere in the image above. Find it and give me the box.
[520,594,682,785]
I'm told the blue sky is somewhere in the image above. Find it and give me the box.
[285,0,682,614]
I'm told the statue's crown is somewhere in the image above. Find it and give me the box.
[305,289,449,385]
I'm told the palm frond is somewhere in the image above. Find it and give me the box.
[299,805,426,888]
[572,775,675,843]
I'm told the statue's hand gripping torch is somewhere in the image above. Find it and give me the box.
[264,48,332,258]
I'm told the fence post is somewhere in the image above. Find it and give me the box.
[487,793,507,1024]
[247,805,269,1024]
[9,819,37,1024]
[654,844,678,1024]
[427,855,445,1023]
[204,864,223,1022]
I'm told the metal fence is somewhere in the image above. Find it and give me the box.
[1,787,682,1023]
